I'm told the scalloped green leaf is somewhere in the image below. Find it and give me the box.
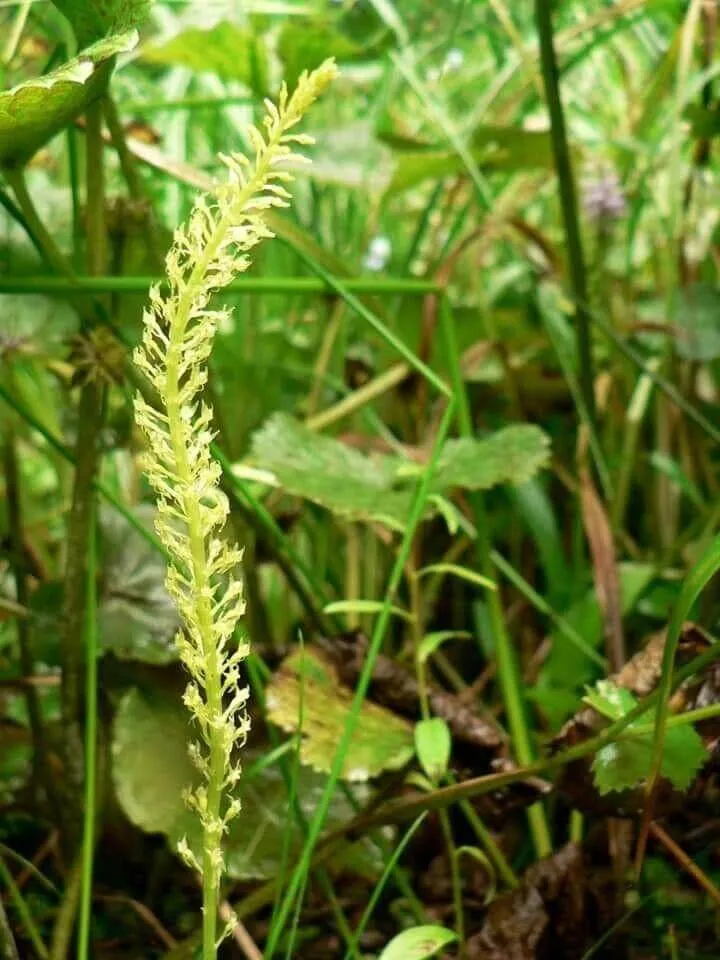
[266,647,414,781]
[141,23,269,97]
[587,682,708,796]
[249,413,550,530]
[0,31,138,168]
[432,426,551,491]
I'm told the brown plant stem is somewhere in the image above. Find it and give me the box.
[58,98,108,855]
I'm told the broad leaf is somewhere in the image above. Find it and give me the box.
[141,23,269,96]
[378,925,457,960]
[112,687,193,835]
[249,413,550,530]
[266,647,414,781]
[0,31,138,168]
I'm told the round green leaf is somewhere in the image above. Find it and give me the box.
[112,688,193,834]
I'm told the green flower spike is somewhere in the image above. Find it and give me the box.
[132,59,337,956]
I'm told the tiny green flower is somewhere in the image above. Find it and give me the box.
[132,59,337,955]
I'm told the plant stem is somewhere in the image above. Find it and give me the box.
[77,504,98,960]
[58,98,107,858]
[0,275,442,295]
[534,0,596,425]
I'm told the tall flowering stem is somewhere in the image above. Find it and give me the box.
[132,61,337,957]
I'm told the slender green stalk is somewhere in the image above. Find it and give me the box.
[534,0,596,425]
[456,795,518,889]
[0,276,442,295]
[305,362,410,432]
[58,97,108,857]
[490,548,606,668]
[278,250,451,397]
[77,505,98,960]
[586,301,720,447]
[611,362,657,530]
[440,295,552,857]
[265,401,457,956]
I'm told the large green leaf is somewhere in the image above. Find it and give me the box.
[51,0,149,45]
[112,687,193,835]
[141,23,269,97]
[248,413,550,530]
[266,647,414,781]
[0,31,138,168]
[111,687,374,880]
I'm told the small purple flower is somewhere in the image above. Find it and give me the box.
[582,169,626,222]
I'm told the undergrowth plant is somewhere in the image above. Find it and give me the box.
[132,59,337,957]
